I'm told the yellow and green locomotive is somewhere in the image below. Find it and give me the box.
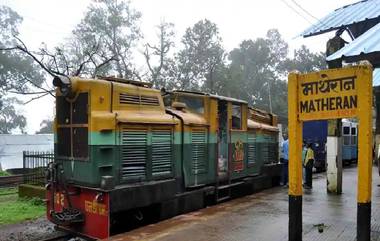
[47,76,282,239]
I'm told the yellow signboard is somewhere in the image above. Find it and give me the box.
[298,68,361,121]
[288,64,373,241]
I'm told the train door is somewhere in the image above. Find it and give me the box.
[342,121,351,162]
[217,100,229,180]
[351,123,358,161]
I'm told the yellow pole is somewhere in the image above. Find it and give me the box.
[288,72,303,241]
[356,65,373,241]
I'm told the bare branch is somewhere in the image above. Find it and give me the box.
[20,76,56,97]
[143,45,155,74]
[92,55,117,77]
[24,92,51,104]
[1,35,66,78]
[8,90,54,95]
[0,46,19,51]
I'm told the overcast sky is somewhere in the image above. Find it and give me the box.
[0,0,357,133]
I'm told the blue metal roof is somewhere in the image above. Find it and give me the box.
[301,0,380,37]
[373,68,380,86]
[326,22,380,61]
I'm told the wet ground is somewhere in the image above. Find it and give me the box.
[106,165,380,241]
[0,217,57,241]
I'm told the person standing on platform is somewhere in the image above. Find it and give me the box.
[280,134,289,186]
[303,143,315,189]
[302,141,307,183]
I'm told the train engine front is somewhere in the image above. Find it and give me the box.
[46,76,178,239]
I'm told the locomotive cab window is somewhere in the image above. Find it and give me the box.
[163,94,174,107]
[343,126,350,135]
[343,126,350,146]
[232,103,242,129]
[351,127,357,145]
[177,95,204,114]
[351,127,356,135]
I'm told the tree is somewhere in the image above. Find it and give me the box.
[225,31,326,124]
[70,0,142,79]
[0,6,47,133]
[224,30,290,122]
[0,6,45,96]
[36,119,53,134]
[143,21,175,88]
[281,45,326,74]
[0,98,26,134]
[1,0,143,80]
[174,19,225,93]
[227,36,280,109]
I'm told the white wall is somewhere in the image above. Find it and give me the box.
[0,134,53,170]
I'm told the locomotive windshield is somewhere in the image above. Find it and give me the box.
[177,95,204,114]
[232,103,242,129]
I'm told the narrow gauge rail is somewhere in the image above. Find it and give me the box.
[46,76,282,239]
[0,175,23,188]
[39,233,73,241]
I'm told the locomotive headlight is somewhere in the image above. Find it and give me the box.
[53,75,77,97]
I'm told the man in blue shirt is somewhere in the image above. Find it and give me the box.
[281,134,289,186]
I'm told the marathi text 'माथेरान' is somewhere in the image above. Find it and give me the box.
[299,76,357,114]
[301,76,356,96]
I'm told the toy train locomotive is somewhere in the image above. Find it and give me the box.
[46,76,282,239]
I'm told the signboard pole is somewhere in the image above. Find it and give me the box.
[356,67,373,241]
[288,72,303,241]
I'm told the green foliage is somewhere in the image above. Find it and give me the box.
[70,0,142,78]
[174,19,225,92]
[0,6,44,93]
[0,6,45,134]
[0,6,21,46]
[0,97,26,134]
[225,30,289,117]
[281,45,326,74]
[0,187,17,195]
[0,170,10,176]
[0,189,45,225]
[28,197,45,206]
[36,119,53,134]
[144,21,175,88]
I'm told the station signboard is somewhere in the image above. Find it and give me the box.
[288,65,373,241]
[298,70,359,121]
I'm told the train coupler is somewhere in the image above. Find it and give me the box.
[51,208,84,225]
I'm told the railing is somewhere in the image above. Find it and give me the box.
[23,151,54,185]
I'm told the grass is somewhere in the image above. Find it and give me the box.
[0,170,10,176]
[0,188,46,225]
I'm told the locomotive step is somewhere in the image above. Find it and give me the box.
[216,196,230,202]
[217,181,244,190]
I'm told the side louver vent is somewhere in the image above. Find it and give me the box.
[191,129,207,174]
[151,129,172,176]
[247,134,257,165]
[262,136,275,164]
[119,93,159,106]
[119,93,140,105]
[140,95,160,106]
[120,128,147,179]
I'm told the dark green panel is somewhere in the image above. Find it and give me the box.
[57,145,117,187]
[182,143,216,187]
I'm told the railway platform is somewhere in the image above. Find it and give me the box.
[104,165,380,241]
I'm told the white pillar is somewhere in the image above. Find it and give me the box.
[326,120,342,194]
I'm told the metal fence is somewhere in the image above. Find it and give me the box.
[23,151,54,185]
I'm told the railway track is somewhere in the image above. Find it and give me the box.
[40,233,73,241]
[0,175,23,187]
